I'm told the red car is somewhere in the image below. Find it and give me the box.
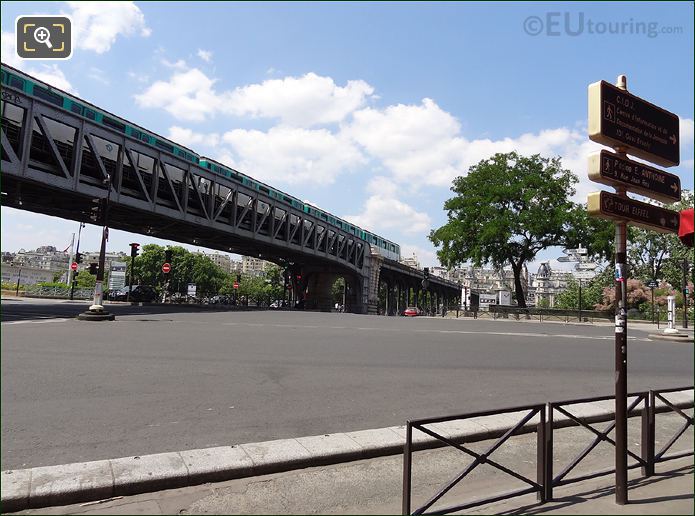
[403,306,421,317]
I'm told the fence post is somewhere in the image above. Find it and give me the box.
[642,392,655,477]
[544,403,554,501]
[537,407,546,502]
[402,422,413,515]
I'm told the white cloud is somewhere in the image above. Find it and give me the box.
[87,66,110,85]
[197,49,213,63]
[1,32,75,93]
[226,73,374,126]
[345,194,431,236]
[167,126,220,148]
[681,117,694,148]
[161,58,188,70]
[135,68,374,126]
[134,69,221,122]
[220,126,365,185]
[67,1,151,54]
[344,97,611,204]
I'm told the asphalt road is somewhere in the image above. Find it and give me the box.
[2,298,693,470]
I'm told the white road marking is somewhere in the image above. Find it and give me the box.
[219,321,649,341]
[2,318,70,325]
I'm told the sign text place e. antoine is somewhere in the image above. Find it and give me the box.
[588,150,681,203]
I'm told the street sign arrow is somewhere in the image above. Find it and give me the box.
[588,150,681,203]
[557,256,574,262]
[574,271,596,280]
[588,80,680,167]
[576,262,599,270]
[587,191,680,233]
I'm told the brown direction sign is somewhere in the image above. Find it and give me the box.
[587,190,679,233]
[588,150,681,203]
[588,80,679,167]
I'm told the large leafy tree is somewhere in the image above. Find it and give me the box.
[430,152,588,307]
[628,190,693,288]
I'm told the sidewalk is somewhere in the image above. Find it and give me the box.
[12,420,695,515]
[8,412,693,515]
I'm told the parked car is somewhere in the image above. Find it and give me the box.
[403,306,422,317]
[110,285,158,303]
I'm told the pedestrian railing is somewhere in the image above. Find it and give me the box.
[402,404,546,515]
[23,285,93,299]
[403,386,693,515]
[646,386,695,471]
[544,392,649,500]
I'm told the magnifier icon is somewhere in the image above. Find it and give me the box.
[33,26,53,49]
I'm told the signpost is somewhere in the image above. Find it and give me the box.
[587,191,679,233]
[573,270,596,280]
[588,150,681,203]
[233,282,239,290]
[588,80,680,167]
[587,75,681,506]
[162,262,171,274]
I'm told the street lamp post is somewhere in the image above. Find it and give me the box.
[683,259,689,329]
[78,175,115,321]
[70,222,85,301]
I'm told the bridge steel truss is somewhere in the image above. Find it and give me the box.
[1,88,367,276]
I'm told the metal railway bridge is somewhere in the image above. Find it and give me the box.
[1,85,460,314]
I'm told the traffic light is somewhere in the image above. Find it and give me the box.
[75,252,82,264]
[89,263,98,275]
[423,267,430,280]
[130,243,140,258]
[164,249,173,263]
[296,274,302,281]
[236,274,242,283]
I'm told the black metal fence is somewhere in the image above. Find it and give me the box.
[403,386,693,515]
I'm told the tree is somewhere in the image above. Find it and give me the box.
[555,276,607,311]
[430,152,585,308]
[627,190,693,288]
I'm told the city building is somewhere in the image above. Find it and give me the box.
[1,264,54,286]
[201,252,232,273]
[527,262,574,307]
[12,246,69,272]
[400,253,420,270]
[242,256,275,277]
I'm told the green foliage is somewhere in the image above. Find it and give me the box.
[36,281,69,288]
[536,297,550,308]
[429,152,584,307]
[627,190,693,288]
[331,277,345,304]
[554,276,606,311]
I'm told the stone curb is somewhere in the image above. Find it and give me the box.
[2,390,692,513]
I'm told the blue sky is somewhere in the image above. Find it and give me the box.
[1,1,693,271]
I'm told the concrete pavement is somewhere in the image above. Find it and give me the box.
[5,410,692,515]
[2,389,692,513]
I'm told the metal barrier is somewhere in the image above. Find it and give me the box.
[644,386,695,474]
[402,404,546,515]
[403,387,693,514]
[545,392,649,500]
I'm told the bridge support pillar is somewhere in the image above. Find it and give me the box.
[366,252,384,315]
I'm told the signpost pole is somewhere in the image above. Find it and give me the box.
[578,279,582,323]
[651,285,655,324]
[683,259,689,329]
[613,75,629,507]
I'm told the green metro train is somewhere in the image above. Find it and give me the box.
[1,63,401,261]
